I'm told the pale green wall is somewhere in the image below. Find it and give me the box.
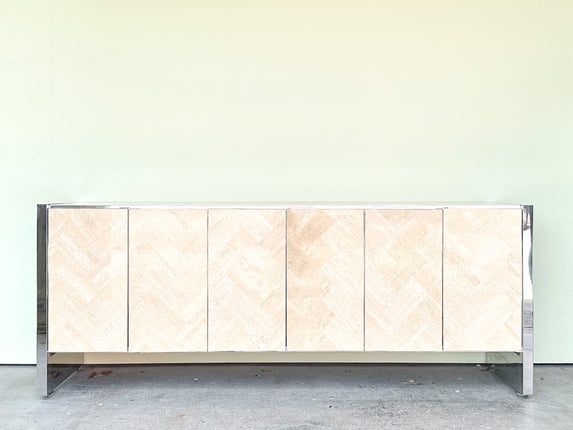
[1,0,572,363]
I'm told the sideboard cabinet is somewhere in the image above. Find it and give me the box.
[37,204,533,396]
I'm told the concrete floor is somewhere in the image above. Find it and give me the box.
[1,364,572,429]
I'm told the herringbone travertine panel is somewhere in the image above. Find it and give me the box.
[208,210,285,351]
[48,209,127,352]
[365,209,442,351]
[443,208,522,351]
[287,209,364,351]
[129,209,207,352]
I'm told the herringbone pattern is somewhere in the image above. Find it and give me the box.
[129,209,207,352]
[443,208,522,351]
[287,209,364,351]
[208,210,286,351]
[48,209,128,352]
[365,209,442,351]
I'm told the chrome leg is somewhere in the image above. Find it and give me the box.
[37,204,79,397]
[487,205,534,396]
[486,349,533,396]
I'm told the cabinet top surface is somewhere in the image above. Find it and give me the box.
[43,202,528,209]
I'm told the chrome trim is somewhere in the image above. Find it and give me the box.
[37,204,79,397]
[441,209,445,351]
[487,205,533,396]
[206,210,209,352]
[284,209,288,351]
[37,204,48,396]
[47,203,523,210]
[362,210,366,351]
[127,209,130,352]
[523,205,534,396]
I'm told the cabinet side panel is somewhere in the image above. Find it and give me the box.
[208,209,285,351]
[48,209,127,352]
[129,209,207,352]
[443,208,522,351]
[365,209,442,351]
[287,209,364,351]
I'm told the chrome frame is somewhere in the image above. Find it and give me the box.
[37,204,80,397]
[38,203,533,397]
[48,202,523,210]
[487,205,534,396]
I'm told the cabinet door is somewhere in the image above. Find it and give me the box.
[287,209,364,351]
[48,208,127,352]
[208,209,286,351]
[443,208,522,351]
[129,209,207,352]
[365,209,442,351]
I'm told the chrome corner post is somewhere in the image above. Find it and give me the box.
[37,204,79,397]
[487,205,533,396]
[521,205,534,396]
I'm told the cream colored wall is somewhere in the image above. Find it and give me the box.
[1,0,572,363]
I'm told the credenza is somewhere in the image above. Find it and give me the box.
[37,203,533,396]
